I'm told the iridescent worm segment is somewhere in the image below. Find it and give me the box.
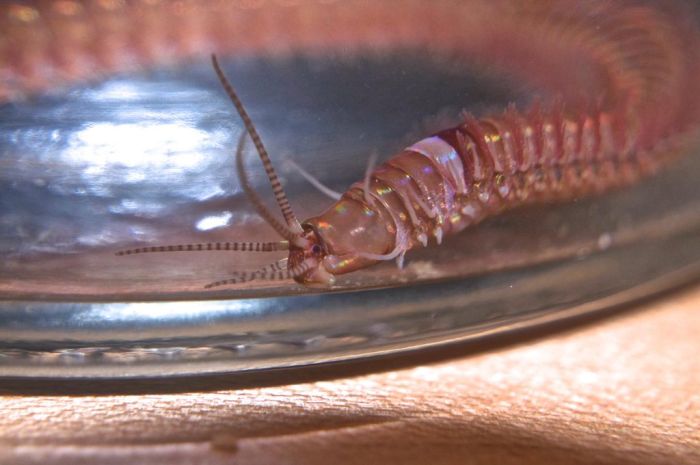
[6,0,697,287]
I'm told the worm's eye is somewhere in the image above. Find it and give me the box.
[311,244,322,255]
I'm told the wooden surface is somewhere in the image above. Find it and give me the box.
[0,285,699,465]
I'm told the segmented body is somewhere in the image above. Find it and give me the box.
[290,2,700,283]
[301,105,678,278]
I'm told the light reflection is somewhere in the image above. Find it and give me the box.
[196,212,233,230]
[67,122,208,170]
[83,81,144,102]
[109,199,166,216]
[87,300,259,322]
[179,183,227,202]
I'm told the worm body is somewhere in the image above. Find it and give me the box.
[281,3,700,286]
[296,105,678,284]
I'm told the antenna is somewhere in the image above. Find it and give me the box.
[211,54,304,236]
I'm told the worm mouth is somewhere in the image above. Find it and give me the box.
[288,226,335,286]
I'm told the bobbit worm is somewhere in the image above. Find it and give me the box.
[4,0,699,288]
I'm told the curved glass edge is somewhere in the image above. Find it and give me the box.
[1,226,698,380]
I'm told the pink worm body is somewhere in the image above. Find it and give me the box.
[285,2,700,284]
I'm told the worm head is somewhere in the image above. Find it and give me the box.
[288,227,336,287]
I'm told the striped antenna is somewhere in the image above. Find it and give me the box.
[211,54,304,235]
[203,257,317,289]
[287,258,314,279]
[235,133,300,242]
[116,241,289,256]
[204,260,290,289]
